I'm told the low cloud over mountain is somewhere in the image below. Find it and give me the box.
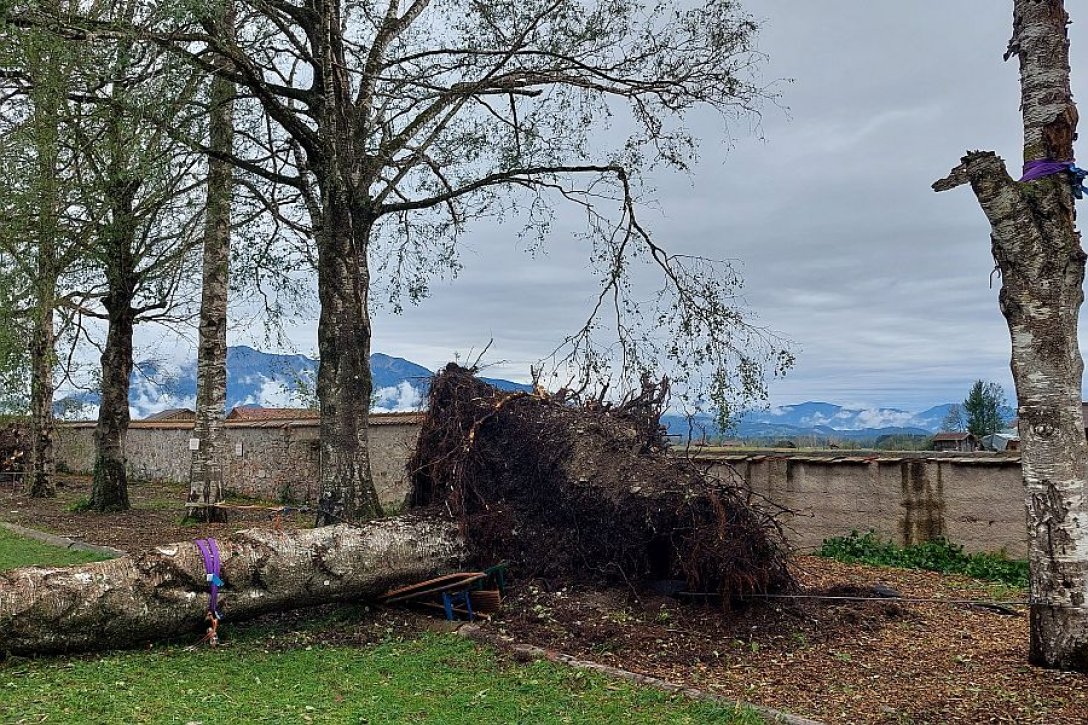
[58,348,964,443]
[56,346,529,419]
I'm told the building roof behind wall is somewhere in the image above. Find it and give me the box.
[226,406,320,421]
[142,408,196,422]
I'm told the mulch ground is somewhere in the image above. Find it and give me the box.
[0,474,312,551]
[491,561,1087,724]
[3,477,1086,724]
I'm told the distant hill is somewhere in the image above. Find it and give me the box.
[56,347,984,443]
[56,345,531,419]
[661,400,980,442]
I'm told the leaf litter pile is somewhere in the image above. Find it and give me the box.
[409,364,793,599]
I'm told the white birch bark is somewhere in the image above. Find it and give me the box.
[935,0,1088,670]
[0,516,465,655]
[187,2,235,521]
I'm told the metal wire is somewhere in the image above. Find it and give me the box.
[744,592,1031,606]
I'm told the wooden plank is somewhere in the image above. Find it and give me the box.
[382,572,487,604]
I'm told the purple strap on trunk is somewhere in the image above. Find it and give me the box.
[1020,159,1074,181]
[195,538,222,618]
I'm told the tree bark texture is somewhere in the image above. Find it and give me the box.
[313,193,382,525]
[28,299,55,499]
[90,176,141,513]
[187,4,235,522]
[935,0,1088,670]
[91,304,134,512]
[0,517,465,655]
[309,10,382,525]
[25,2,63,498]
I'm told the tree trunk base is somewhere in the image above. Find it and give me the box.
[90,457,130,512]
[1030,604,1088,671]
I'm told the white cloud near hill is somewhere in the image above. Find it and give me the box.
[372,382,424,412]
[128,372,195,420]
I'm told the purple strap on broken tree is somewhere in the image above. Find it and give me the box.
[1020,159,1075,181]
[194,538,222,618]
[1019,158,1088,199]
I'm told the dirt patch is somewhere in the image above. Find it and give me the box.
[0,475,312,552]
[484,556,1086,724]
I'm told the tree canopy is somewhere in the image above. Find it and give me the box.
[962,380,1008,439]
[5,0,793,521]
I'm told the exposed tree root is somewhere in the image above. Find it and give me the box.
[409,365,794,600]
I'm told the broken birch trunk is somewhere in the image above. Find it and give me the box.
[934,0,1088,670]
[0,517,465,655]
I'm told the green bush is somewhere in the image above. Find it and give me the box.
[818,530,1027,587]
[66,497,92,512]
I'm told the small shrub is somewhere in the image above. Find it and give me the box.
[67,497,92,513]
[818,530,1028,587]
[277,482,297,505]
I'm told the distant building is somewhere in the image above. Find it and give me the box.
[981,432,1019,452]
[142,408,196,422]
[932,431,979,453]
[226,406,319,421]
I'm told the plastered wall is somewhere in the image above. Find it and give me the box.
[55,424,1028,555]
[697,451,1026,557]
[54,416,420,511]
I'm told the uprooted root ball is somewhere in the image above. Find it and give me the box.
[409,365,794,599]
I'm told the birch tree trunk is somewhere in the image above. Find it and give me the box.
[935,0,1088,670]
[0,517,465,655]
[187,3,235,522]
[25,0,64,498]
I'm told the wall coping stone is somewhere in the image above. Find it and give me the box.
[686,448,1021,466]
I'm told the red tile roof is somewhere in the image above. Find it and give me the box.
[143,408,196,422]
[226,406,319,421]
[225,407,424,426]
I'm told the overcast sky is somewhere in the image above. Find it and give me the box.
[224,1,1088,413]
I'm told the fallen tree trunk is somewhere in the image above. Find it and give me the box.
[1,367,791,656]
[0,516,465,655]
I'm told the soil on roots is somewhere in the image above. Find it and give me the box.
[0,422,28,478]
[409,364,793,600]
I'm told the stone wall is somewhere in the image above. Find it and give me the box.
[54,422,1029,555]
[696,450,1027,557]
[54,414,422,511]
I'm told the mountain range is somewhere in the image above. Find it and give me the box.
[59,346,970,440]
[675,401,954,442]
[57,345,530,419]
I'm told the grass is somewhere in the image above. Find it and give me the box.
[0,527,113,571]
[0,634,762,724]
[818,530,1028,587]
[0,514,761,724]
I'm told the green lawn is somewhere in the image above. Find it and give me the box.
[0,526,113,571]
[0,634,760,724]
[0,527,761,724]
